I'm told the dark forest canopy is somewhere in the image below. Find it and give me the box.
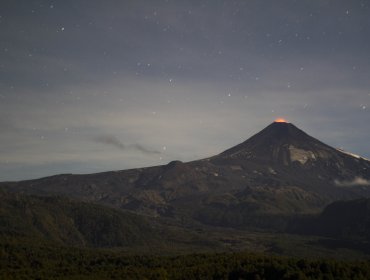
[2,242,370,280]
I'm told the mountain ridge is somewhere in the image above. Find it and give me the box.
[1,121,370,230]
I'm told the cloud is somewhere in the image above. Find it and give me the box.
[94,135,125,149]
[334,177,370,187]
[130,143,161,155]
[94,135,160,155]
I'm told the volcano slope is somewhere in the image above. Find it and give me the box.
[1,122,370,232]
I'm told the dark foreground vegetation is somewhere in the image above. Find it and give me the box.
[1,240,370,280]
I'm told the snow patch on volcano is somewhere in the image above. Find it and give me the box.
[334,177,370,187]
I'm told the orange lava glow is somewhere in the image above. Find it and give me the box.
[274,118,288,123]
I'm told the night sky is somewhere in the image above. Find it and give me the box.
[1,0,369,181]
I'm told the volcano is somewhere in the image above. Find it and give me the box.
[212,122,370,187]
[218,121,336,164]
[1,121,370,229]
[218,121,364,165]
